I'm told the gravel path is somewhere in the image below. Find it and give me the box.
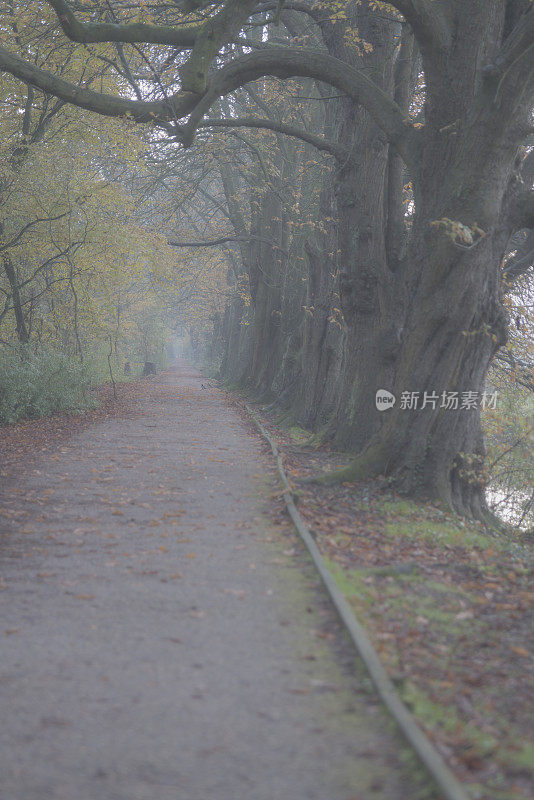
[0,361,431,800]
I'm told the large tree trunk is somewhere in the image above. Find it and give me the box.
[247,184,286,395]
[315,1,534,521]
[338,266,508,522]
[332,130,399,451]
[220,289,249,384]
[295,236,342,427]
[328,82,526,519]
[336,217,509,519]
[318,7,400,452]
[216,139,292,396]
[293,151,343,428]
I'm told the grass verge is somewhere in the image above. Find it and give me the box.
[251,407,534,800]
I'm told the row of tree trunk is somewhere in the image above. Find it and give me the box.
[197,2,532,523]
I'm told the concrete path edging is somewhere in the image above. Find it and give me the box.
[245,404,471,800]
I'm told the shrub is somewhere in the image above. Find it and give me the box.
[0,345,95,424]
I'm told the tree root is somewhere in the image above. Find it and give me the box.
[307,445,386,484]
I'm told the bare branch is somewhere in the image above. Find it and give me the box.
[178,47,421,166]
[169,233,289,255]
[502,228,534,284]
[168,235,243,248]
[45,0,199,47]
[503,247,534,282]
[256,1,321,22]
[0,42,419,166]
[200,116,348,159]
[493,350,534,392]
[0,44,198,125]
[18,243,83,291]
[0,210,73,253]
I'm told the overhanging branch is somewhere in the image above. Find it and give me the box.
[255,1,322,23]
[0,44,197,124]
[0,42,420,167]
[46,0,199,47]
[168,236,243,247]
[200,116,348,159]
[178,47,421,167]
[169,234,289,255]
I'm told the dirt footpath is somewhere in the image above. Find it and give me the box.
[0,361,432,800]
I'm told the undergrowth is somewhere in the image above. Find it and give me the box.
[0,345,94,423]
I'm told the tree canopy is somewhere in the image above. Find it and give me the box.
[0,0,532,524]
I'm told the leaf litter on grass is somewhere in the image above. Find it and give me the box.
[248,406,534,800]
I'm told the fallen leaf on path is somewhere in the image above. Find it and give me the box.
[510,646,530,657]
[311,629,335,641]
[309,680,339,691]
[222,588,247,599]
